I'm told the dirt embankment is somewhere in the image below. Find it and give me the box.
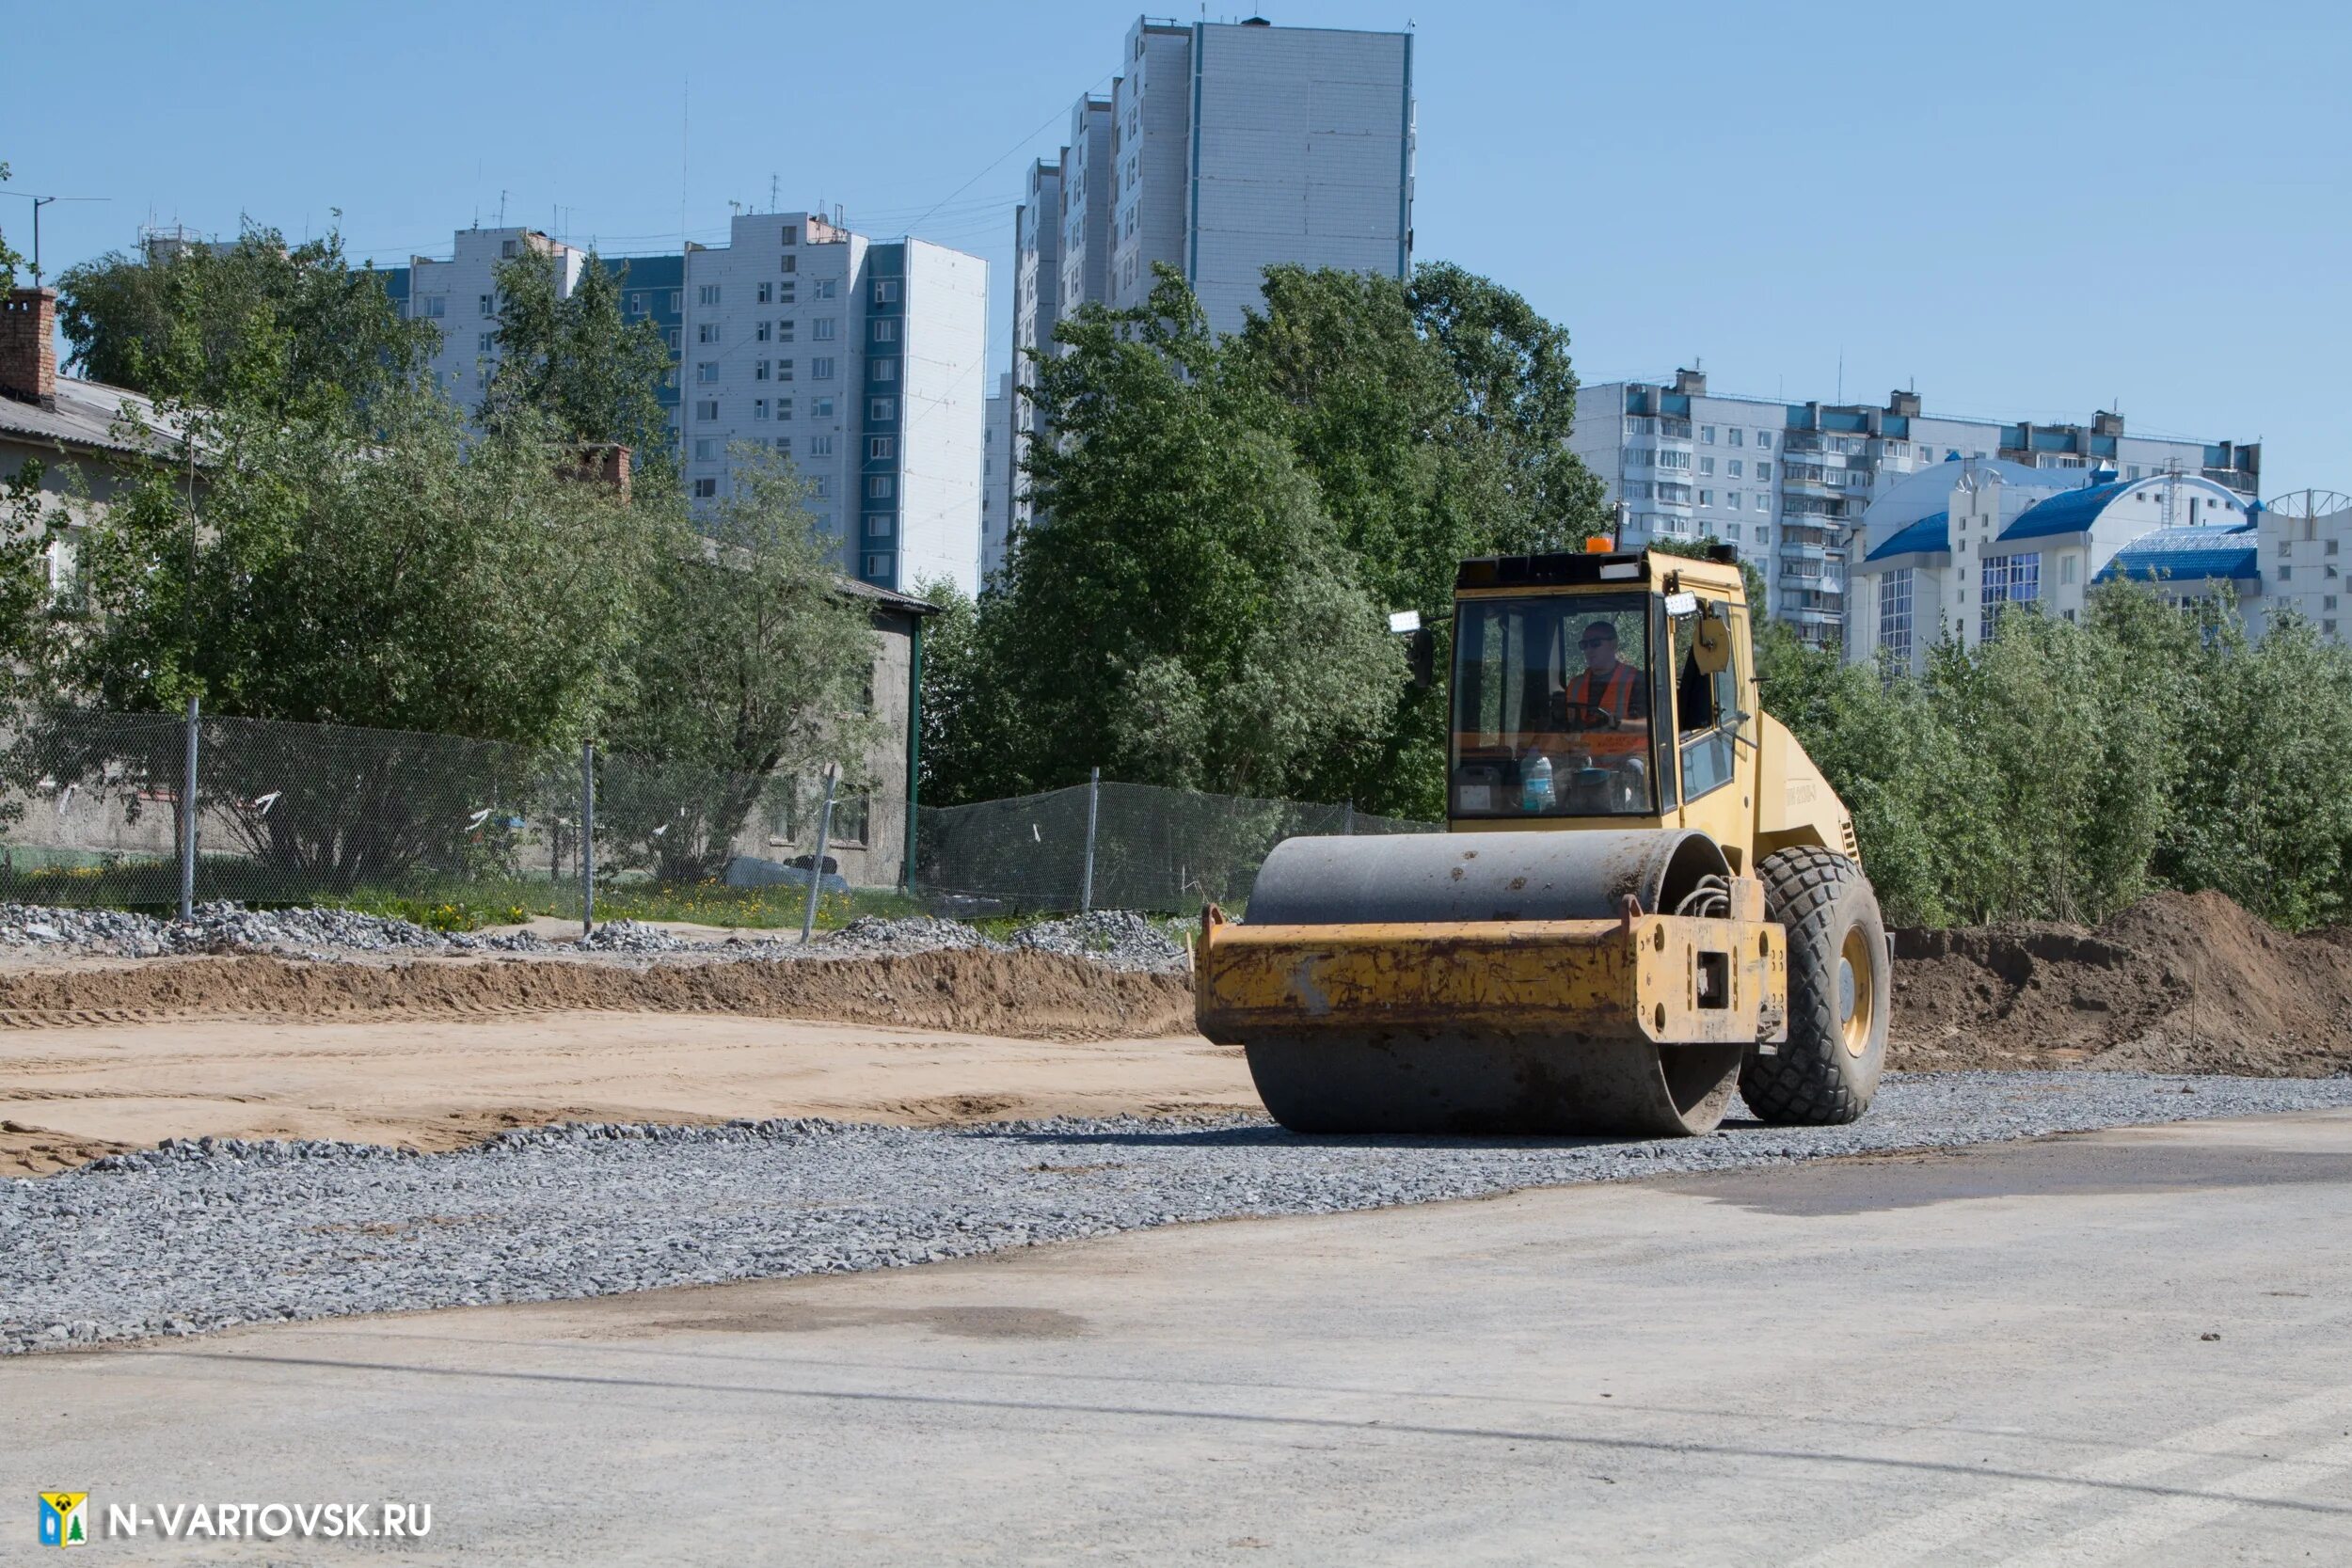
[0,948,1197,1044]
[1890,889,2352,1077]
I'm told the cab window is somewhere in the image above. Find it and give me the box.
[1676,599,1742,802]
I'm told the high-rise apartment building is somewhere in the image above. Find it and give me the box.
[1569,368,2262,646]
[981,371,1012,582]
[379,214,988,594]
[1004,15,1414,557]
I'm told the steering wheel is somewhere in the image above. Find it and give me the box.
[1555,700,1622,731]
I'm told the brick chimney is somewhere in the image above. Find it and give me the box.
[0,289,59,410]
[566,442,633,505]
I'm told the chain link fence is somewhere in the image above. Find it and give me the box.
[0,707,1436,922]
[914,779,1435,917]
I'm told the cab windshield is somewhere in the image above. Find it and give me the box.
[1451,592,1667,818]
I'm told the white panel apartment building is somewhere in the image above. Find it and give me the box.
[677,213,987,594]
[1569,368,2262,646]
[1002,16,1413,560]
[399,228,589,409]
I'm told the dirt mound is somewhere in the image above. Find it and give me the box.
[0,948,1196,1043]
[1891,889,2352,1076]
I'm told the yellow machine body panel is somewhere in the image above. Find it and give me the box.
[1197,908,1788,1048]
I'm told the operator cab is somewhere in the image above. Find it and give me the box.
[1447,547,1748,824]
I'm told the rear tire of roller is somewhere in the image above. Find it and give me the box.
[1740,846,1887,1126]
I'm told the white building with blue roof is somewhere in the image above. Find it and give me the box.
[1846,458,2265,672]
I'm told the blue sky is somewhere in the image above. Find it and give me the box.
[7,0,2347,483]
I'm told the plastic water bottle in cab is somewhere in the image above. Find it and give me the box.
[1521,753,1554,813]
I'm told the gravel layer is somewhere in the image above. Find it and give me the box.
[0,902,1189,974]
[8,1070,2350,1355]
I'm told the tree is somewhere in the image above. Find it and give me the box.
[485,246,676,484]
[0,161,23,291]
[950,270,1400,803]
[599,446,881,881]
[55,220,431,422]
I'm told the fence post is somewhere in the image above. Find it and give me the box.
[801,764,839,944]
[177,695,200,921]
[1343,799,1355,835]
[1080,767,1101,913]
[580,740,596,936]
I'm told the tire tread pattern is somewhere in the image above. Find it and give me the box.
[1740,846,1881,1126]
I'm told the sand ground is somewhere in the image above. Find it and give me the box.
[0,1010,1253,1175]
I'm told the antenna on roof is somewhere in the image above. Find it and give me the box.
[770,173,780,211]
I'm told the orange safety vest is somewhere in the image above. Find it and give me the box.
[1566,662,1638,722]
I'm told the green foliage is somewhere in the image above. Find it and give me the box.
[64,385,647,740]
[597,446,881,881]
[935,261,1605,816]
[56,220,431,422]
[1768,584,2352,931]
[0,160,22,291]
[940,268,1400,805]
[485,246,676,484]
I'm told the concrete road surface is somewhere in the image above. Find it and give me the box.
[8,1111,2352,1564]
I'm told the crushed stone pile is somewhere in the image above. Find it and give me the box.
[0,900,1190,975]
[1891,888,2352,1077]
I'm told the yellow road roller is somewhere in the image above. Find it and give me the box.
[1196,543,1889,1137]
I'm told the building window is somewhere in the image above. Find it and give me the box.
[478,293,496,317]
[693,437,718,461]
[866,476,894,499]
[779,320,796,342]
[869,397,897,422]
[696,362,719,384]
[695,399,719,421]
[668,291,683,312]
[1728,429,1744,448]
[778,359,795,382]
[421,294,448,319]
[1754,462,1771,482]
[2279,564,2293,581]
[812,476,831,499]
[2060,553,2078,586]
[698,284,721,306]
[692,477,718,499]
[478,332,496,354]
[867,436,896,460]
[872,319,898,343]
[1701,426,1716,443]
[753,398,769,420]
[1726,493,1742,511]
[873,279,900,305]
[501,239,518,259]
[1879,569,1914,664]
[776,398,793,420]
[1981,552,2042,641]
[774,436,791,455]
[780,255,797,275]
[811,318,836,341]
[813,397,834,418]
[1698,490,1714,507]
[756,282,772,306]
[813,277,837,300]
[779,281,797,305]
[864,514,893,538]
[755,321,771,343]
[781,225,798,246]
[1756,432,1773,451]
[810,356,834,380]
[697,323,720,344]
[665,327,681,351]
[755,360,771,382]
[865,553,891,578]
[809,435,834,457]
[1657,449,1688,471]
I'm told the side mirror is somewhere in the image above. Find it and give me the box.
[1407,627,1436,689]
[1691,610,1733,675]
